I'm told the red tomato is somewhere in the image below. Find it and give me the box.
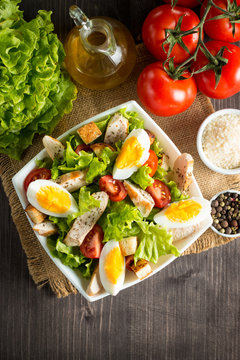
[137,62,197,117]
[192,41,240,99]
[80,224,104,259]
[146,179,171,208]
[143,150,158,177]
[24,168,51,192]
[201,0,240,42]
[162,0,200,8]
[99,175,127,202]
[142,5,200,64]
[125,255,134,271]
[75,144,92,154]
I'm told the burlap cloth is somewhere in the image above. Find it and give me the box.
[0,44,239,297]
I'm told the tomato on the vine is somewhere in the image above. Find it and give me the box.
[142,5,200,64]
[137,62,197,117]
[201,0,240,42]
[192,41,240,99]
[143,150,158,177]
[162,0,200,8]
[24,168,51,192]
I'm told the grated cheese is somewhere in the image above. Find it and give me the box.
[202,114,240,169]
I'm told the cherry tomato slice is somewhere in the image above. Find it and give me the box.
[75,144,92,154]
[80,224,104,259]
[99,175,127,202]
[143,150,158,177]
[23,168,51,192]
[146,179,171,208]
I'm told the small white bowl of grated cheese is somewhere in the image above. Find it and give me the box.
[197,109,240,175]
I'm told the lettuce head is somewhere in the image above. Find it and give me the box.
[0,1,77,159]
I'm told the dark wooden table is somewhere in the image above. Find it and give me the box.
[0,1,239,359]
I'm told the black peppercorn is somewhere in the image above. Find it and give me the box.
[230,220,238,228]
[225,227,232,234]
[212,200,219,207]
[220,220,228,228]
[211,208,216,215]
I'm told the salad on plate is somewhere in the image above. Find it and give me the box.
[23,109,211,296]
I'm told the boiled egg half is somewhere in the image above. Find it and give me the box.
[27,179,78,217]
[154,197,211,228]
[99,240,125,296]
[113,129,150,180]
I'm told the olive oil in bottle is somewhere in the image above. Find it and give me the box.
[64,6,136,90]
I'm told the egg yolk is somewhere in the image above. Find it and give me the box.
[36,186,71,214]
[116,136,144,169]
[104,247,124,284]
[165,200,202,223]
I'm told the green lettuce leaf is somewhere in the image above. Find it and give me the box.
[119,108,144,132]
[0,0,23,30]
[0,7,77,159]
[166,181,189,202]
[154,165,168,181]
[130,164,154,190]
[67,186,101,225]
[86,157,107,183]
[35,157,52,169]
[95,115,111,133]
[134,222,180,264]
[151,139,163,158]
[79,259,97,278]
[50,158,61,180]
[48,217,94,277]
[86,147,117,183]
[78,186,101,213]
[99,200,143,242]
[65,141,93,169]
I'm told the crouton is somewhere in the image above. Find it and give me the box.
[145,129,155,145]
[119,236,138,256]
[64,192,109,247]
[86,264,102,296]
[25,204,47,224]
[90,143,115,156]
[33,220,58,237]
[173,153,194,191]
[77,122,102,144]
[124,180,154,217]
[57,169,88,192]
[42,135,65,160]
[104,113,128,146]
[131,259,152,280]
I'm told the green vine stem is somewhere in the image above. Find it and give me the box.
[164,0,234,83]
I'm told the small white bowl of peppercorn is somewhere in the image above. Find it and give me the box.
[210,190,240,237]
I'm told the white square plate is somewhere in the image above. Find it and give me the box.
[12,100,212,302]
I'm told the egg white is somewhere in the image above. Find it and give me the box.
[154,197,211,229]
[27,179,78,218]
[113,129,150,180]
[99,240,125,296]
